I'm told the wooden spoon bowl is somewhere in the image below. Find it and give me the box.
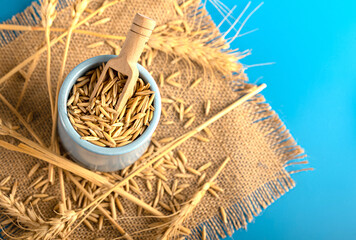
[89,13,156,123]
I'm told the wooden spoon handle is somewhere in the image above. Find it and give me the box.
[119,13,156,63]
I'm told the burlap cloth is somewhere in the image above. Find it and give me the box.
[0,0,307,239]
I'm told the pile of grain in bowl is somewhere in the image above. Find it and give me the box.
[67,63,155,147]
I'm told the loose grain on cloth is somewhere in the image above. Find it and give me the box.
[0,0,308,239]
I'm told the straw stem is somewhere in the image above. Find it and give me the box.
[0,0,120,85]
[0,93,44,146]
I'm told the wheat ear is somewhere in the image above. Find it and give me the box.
[0,0,120,86]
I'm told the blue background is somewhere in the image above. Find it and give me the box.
[1,0,355,239]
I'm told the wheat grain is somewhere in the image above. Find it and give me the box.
[161,98,175,104]
[41,182,50,194]
[109,194,117,220]
[177,159,186,174]
[98,215,104,230]
[0,176,11,186]
[183,104,194,114]
[174,173,194,179]
[159,73,164,87]
[67,65,155,147]
[11,180,18,197]
[24,196,33,205]
[159,201,172,212]
[166,79,182,88]
[92,17,111,26]
[162,181,173,196]
[0,186,10,191]
[32,198,41,205]
[174,194,186,201]
[34,179,49,189]
[29,176,44,188]
[177,150,188,165]
[87,41,104,48]
[173,198,181,211]
[159,137,175,144]
[26,112,34,123]
[203,127,213,138]
[202,225,207,240]
[43,196,57,202]
[87,214,98,223]
[28,163,41,178]
[185,166,201,176]
[220,206,227,225]
[162,120,174,125]
[179,103,184,121]
[197,162,212,172]
[193,135,210,142]
[33,193,48,198]
[184,112,195,119]
[83,219,94,231]
[184,116,195,129]
[197,173,206,186]
[210,183,224,193]
[158,158,230,239]
[189,78,202,89]
[207,188,219,198]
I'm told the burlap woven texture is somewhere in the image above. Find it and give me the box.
[0,0,307,239]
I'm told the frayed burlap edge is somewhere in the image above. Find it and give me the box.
[185,92,307,239]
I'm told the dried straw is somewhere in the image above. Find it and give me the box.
[56,85,266,231]
[41,0,58,117]
[0,0,120,85]
[147,5,246,79]
[51,0,90,147]
[0,189,80,240]
[16,55,40,109]
[66,172,132,239]
[0,85,265,237]
[0,93,44,146]
[0,23,126,40]
[158,157,230,239]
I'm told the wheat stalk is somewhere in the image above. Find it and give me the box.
[148,23,245,80]
[51,0,90,149]
[55,85,266,235]
[16,55,40,109]
[40,0,59,186]
[0,0,121,86]
[0,123,164,217]
[1,0,244,83]
[158,157,230,240]
[0,85,265,224]
[0,93,44,146]
[41,0,58,117]
[0,24,126,40]
[50,0,90,213]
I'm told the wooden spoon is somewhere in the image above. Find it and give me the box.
[89,13,156,123]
